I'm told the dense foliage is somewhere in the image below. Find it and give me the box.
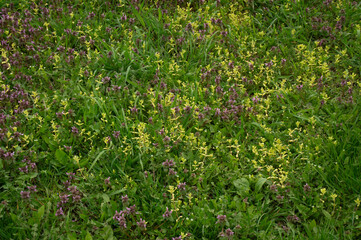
[1,0,361,239]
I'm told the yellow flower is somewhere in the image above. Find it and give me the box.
[320,188,326,195]
[330,194,337,201]
[355,198,361,207]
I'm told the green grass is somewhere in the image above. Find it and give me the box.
[0,0,361,239]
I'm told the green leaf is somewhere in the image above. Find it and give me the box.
[37,205,45,222]
[322,210,331,221]
[233,178,250,195]
[67,232,77,240]
[85,232,93,240]
[255,178,267,192]
[102,225,114,240]
[55,149,68,164]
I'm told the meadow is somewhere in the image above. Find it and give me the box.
[1,0,361,239]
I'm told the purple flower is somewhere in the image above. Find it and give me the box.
[177,182,186,191]
[225,228,234,237]
[303,183,311,192]
[20,191,30,199]
[113,131,120,138]
[59,194,70,204]
[270,184,278,192]
[162,159,175,167]
[55,207,64,216]
[137,218,147,229]
[216,215,227,224]
[72,194,81,202]
[27,185,37,192]
[104,177,111,185]
[169,168,177,176]
[121,195,129,204]
[163,207,172,218]
[71,127,79,135]
[66,172,75,180]
[163,136,171,142]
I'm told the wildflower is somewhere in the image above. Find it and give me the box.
[225,228,234,237]
[287,215,300,223]
[104,177,111,185]
[73,194,82,202]
[27,185,37,192]
[270,184,278,192]
[20,191,30,199]
[178,182,186,191]
[113,131,120,138]
[67,186,77,193]
[216,215,227,224]
[355,198,361,207]
[102,76,111,84]
[121,195,129,204]
[64,145,72,151]
[303,183,311,192]
[162,159,175,167]
[276,195,284,200]
[66,172,75,180]
[137,218,147,229]
[71,127,79,135]
[59,194,70,204]
[126,205,137,215]
[55,207,64,216]
[163,207,172,218]
[330,194,337,201]
[169,168,177,176]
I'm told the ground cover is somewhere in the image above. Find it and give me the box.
[0,0,361,239]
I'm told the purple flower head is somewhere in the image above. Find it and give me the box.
[270,184,278,192]
[64,145,72,151]
[126,204,137,215]
[287,215,300,223]
[121,195,129,204]
[172,236,182,240]
[55,207,64,217]
[20,191,31,199]
[104,177,111,185]
[303,183,311,192]
[162,159,175,167]
[102,76,111,84]
[276,195,284,200]
[225,228,234,237]
[163,136,171,142]
[59,194,70,204]
[216,215,227,224]
[67,186,77,193]
[137,218,147,229]
[71,127,79,135]
[177,182,186,191]
[169,168,177,176]
[66,172,75,180]
[163,207,172,218]
[296,84,303,91]
[130,106,138,114]
[113,131,120,138]
[72,194,82,202]
[27,185,37,192]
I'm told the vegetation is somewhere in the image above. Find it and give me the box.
[1,0,361,239]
